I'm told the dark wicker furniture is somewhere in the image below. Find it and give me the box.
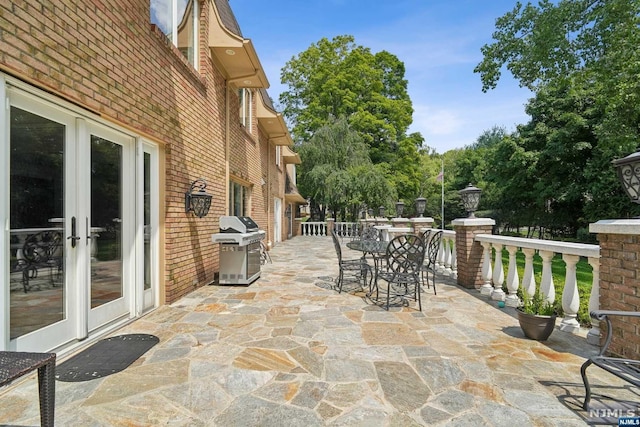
[0,351,56,427]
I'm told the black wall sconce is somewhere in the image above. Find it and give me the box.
[185,178,212,218]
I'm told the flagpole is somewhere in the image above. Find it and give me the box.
[440,159,444,230]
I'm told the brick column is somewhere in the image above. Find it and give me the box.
[326,218,335,236]
[410,217,435,236]
[589,219,640,359]
[452,218,495,290]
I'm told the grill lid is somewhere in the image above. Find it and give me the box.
[219,216,259,233]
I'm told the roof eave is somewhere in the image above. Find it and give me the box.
[208,2,269,88]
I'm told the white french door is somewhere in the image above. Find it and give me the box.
[84,123,134,333]
[3,82,156,352]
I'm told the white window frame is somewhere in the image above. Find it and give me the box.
[150,0,199,69]
[275,145,281,167]
[238,88,252,132]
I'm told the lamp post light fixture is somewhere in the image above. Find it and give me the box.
[415,196,426,217]
[379,205,386,218]
[395,201,405,218]
[185,178,212,218]
[459,183,482,218]
[367,208,374,218]
[613,150,640,205]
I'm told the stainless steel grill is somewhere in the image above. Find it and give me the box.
[211,216,265,285]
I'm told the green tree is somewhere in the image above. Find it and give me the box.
[280,35,413,164]
[475,0,640,222]
[297,117,393,221]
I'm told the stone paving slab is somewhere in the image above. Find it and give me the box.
[0,236,636,426]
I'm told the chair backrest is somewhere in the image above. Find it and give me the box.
[330,229,344,263]
[420,229,432,246]
[361,226,380,241]
[22,231,62,264]
[385,234,426,274]
[426,230,443,267]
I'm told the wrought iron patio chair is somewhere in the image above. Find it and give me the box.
[14,231,63,293]
[371,234,426,311]
[330,229,371,293]
[421,230,443,295]
[260,241,272,265]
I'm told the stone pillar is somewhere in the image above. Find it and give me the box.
[589,219,640,359]
[452,218,496,290]
[410,217,435,236]
[294,218,303,237]
[326,218,335,236]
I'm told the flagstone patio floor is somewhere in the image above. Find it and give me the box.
[0,236,638,426]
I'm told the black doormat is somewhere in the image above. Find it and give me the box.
[55,333,159,382]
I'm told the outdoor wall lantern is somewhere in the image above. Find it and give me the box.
[185,178,212,218]
[379,206,386,218]
[395,201,405,218]
[367,208,374,217]
[415,196,426,217]
[612,150,640,205]
[459,183,482,218]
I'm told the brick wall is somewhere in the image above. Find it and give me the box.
[0,1,276,304]
[454,224,494,289]
[597,233,640,359]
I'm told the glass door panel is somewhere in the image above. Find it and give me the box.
[9,107,67,341]
[90,136,123,308]
[144,152,151,291]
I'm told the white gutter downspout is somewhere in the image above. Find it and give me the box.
[225,82,230,215]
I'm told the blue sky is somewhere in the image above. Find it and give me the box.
[230,0,533,154]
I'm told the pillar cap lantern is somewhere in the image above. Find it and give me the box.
[613,150,640,205]
[395,201,405,218]
[415,196,426,217]
[459,183,482,218]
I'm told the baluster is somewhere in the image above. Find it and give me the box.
[586,257,600,345]
[539,250,555,304]
[437,237,446,272]
[521,248,536,301]
[443,236,452,276]
[491,243,505,301]
[480,241,493,295]
[505,245,520,307]
[560,254,580,333]
[450,241,458,280]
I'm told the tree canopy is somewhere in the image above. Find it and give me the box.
[469,0,640,235]
[296,116,395,220]
[280,35,414,164]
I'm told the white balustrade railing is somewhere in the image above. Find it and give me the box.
[299,222,328,237]
[334,222,359,239]
[299,221,360,237]
[475,234,600,335]
[441,230,456,279]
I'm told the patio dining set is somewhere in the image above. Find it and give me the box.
[331,226,443,311]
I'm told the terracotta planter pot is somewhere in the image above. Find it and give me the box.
[517,308,557,341]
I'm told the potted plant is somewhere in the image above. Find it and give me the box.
[516,287,557,341]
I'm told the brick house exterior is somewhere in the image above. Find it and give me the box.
[0,0,304,352]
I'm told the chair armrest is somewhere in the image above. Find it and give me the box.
[590,310,640,356]
[590,310,640,320]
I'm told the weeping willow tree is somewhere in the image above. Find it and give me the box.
[297,116,395,221]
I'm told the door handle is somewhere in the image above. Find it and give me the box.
[68,216,81,248]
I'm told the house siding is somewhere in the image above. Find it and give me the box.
[0,0,291,305]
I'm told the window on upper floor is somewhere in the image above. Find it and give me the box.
[238,88,253,132]
[275,145,281,167]
[150,0,199,68]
